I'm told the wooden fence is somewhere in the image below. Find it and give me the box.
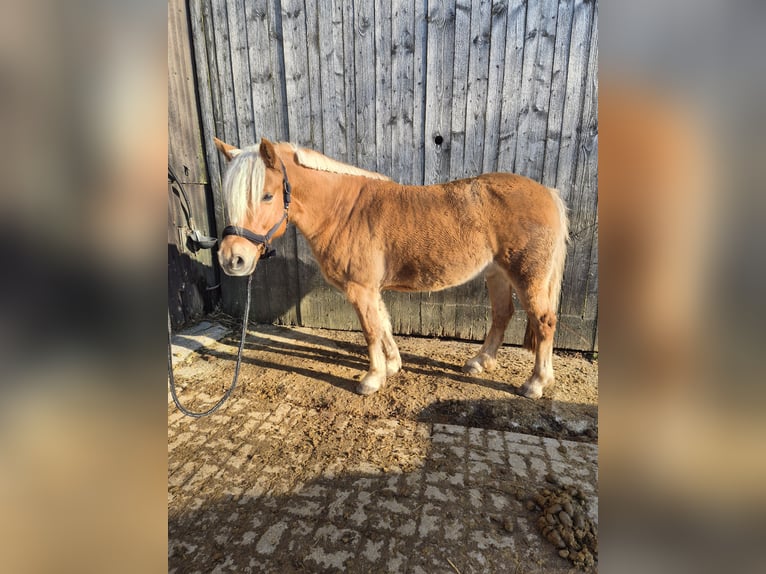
[180,0,598,350]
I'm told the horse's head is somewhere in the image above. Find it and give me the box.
[214,137,290,276]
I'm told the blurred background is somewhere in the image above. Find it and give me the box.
[0,0,764,572]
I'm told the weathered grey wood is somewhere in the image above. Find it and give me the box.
[168,0,207,184]
[391,0,415,184]
[482,0,509,174]
[514,0,558,181]
[266,0,290,140]
[342,1,358,165]
[243,0,280,139]
[168,0,219,327]
[412,0,427,184]
[304,0,323,149]
[281,0,312,147]
[211,0,239,147]
[317,0,348,159]
[225,0,255,145]
[496,0,527,173]
[374,0,392,177]
[423,0,456,185]
[354,0,377,172]
[463,0,491,178]
[541,0,575,188]
[448,0,471,181]
[188,0,222,218]
[555,0,594,196]
[559,2,598,325]
[181,0,599,350]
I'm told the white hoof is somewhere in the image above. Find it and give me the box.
[356,373,385,396]
[462,354,496,375]
[518,376,552,399]
[462,358,484,375]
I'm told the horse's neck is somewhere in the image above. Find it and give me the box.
[284,164,358,243]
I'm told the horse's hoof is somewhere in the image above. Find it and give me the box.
[518,378,550,399]
[463,354,495,375]
[462,360,483,375]
[356,374,384,396]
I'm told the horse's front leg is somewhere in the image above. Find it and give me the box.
[345,283,388,395]
[377,296,402,376]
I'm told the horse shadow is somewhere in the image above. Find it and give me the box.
[202,323,515,396]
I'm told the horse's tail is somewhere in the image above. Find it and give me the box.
[523,187,569,353]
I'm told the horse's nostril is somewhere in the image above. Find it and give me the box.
[231,255,244,269]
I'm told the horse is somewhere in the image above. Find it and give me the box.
[214,137,568,399]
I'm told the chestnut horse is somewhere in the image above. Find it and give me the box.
[214,137,568,399]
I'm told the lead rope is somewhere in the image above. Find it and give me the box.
[168,274,252,418]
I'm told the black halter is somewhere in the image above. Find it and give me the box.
[221,161,292,259]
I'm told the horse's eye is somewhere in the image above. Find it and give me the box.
[262,194,274,202]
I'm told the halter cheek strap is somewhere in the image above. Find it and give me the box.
[221,162,292,259]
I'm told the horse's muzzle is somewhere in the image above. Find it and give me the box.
[218,238,259,276]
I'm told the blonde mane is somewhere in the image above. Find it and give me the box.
[293,147,391,181]
[222,142,390,225]
[221,144,264,226]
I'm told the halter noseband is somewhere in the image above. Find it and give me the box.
[221,161,292,259]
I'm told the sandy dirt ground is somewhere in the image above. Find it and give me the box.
[169,322,598,573]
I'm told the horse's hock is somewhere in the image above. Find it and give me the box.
[168,323,598,573]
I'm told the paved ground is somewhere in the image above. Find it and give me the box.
[168,323,598,573]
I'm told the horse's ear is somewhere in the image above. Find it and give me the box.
[214,137,242,161]
[259,137,278,169]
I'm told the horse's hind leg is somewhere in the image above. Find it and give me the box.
[514,284,558,400]
[345,283,389,395]
[463,263,514,374]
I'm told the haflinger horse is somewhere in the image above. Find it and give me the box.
[214,137,568,399]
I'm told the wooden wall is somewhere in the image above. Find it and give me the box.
[168,0,220,327]
[185,0,598,350]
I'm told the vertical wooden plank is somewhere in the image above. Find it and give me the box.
[168,0,206,184]
[266,0,290,140]
[558,1,597,326]
[211,0,239,146]
[482,0,508,174]
[391,0,415,184]
[582,4,599,341]
[496,0,526,173]
[462,0,491,178]
[354,0,377,172]
[243,0,279,139]
[225,0,256,145]
[554,0,594,197]
[374,0,392,177]
[513,0,558,181]
[448,0,471,181]
[342,1,358,165]
[541,0,575,188]
[188,0,223,232]
[195,0,226,213]
[553,0,594,344]
[412,0,427,185]
[304,0,324,149]
[423,0,456,185]
[281,0,312,146]
[317,0,349,159]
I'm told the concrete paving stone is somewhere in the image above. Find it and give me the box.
[486,429,506,452]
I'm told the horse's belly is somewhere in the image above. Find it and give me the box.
[384,253,492,292]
